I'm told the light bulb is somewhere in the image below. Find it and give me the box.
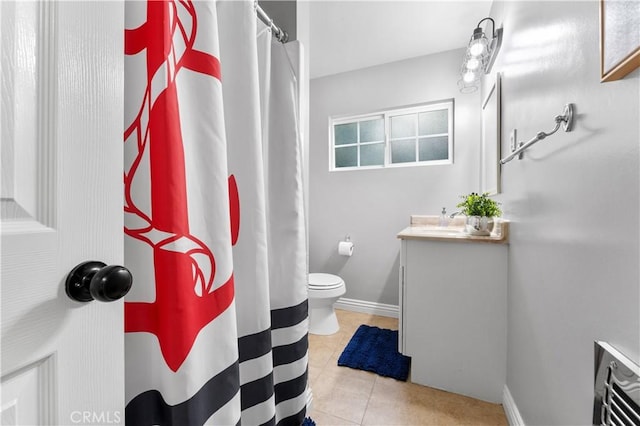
[466,58,480,70]
[469,40,486,57]
[463,70,477,83]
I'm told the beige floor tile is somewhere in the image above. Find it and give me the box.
[361,403,438,425]
[366,315,399,330]
[312,369,374,424]
[308,362,323,386]
[311,328,353,351]
[362,379,439,425]
[335,309,375,330]
[324,350,378,384]
[309,337,338,369]
[371,375,436,403]
[314,388,369,424]
[333,327,357,348]
[335,310,398,335]
[308,408,359,425]
[428,388,507,426]
[312,369,375,400]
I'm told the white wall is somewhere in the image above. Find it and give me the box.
[487,1,639,424]
[309,49,481,305]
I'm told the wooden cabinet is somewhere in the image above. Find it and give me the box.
[398,237,508,403]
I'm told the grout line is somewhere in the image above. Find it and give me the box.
[358,374,379,426]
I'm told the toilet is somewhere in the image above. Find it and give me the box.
[308,273,346,335]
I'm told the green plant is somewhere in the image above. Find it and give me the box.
[456,192,502,217]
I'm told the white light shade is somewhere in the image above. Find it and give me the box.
[469,37,488,57]
[466,57,480,70]
[458,79,478,93]
[462,70,477,83]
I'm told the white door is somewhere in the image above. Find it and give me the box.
[1,1,125,425]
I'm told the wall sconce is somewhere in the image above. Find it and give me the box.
[458,18,503,93]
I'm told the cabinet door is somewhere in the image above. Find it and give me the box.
[401,239,507,403]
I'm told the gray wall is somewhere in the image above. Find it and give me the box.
[309,49,481,305]
[487,1,639,424]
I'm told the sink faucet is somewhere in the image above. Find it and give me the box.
[449,211,464,219]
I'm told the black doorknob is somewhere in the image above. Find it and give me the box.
[65,261,133,302]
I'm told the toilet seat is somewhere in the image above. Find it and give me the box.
[308,273,344,290]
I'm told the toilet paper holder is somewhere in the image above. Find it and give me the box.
[338,236,355,257]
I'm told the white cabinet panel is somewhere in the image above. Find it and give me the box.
[399,238,507,403]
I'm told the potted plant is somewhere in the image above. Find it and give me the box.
[456,192,502,236]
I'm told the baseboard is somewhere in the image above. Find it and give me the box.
[334,297,398,318]
[503,385,525,426]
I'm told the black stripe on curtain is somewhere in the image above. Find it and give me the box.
[274,369,308,405]
[240,374,275,411]
[238,328,272,362]
[276,405,307,426]
[238,328,275,423]
[269,299,309,426]
[125,361,239,425]
[259,416,277,426]
[271,299,308,329]
[272,334,308,367]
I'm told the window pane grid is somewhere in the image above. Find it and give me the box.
[416,132,449,138]
[389,136,420,142]
[356,122,360,166]
[332,102,452,170]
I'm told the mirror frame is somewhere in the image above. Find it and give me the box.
[480,72,501,195]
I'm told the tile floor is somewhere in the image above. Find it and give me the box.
[307,309,508,425]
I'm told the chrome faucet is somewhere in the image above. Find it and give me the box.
[449,211,464,219]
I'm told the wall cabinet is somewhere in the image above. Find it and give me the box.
[398,237,508,403]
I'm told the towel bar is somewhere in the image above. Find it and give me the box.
[500,103,574,165]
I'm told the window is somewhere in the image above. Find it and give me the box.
[330,101,453,170]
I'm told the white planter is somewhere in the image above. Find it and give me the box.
[465,216,494,236]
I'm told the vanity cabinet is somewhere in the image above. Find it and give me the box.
[398,234,508,403]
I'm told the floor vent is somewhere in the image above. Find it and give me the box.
[594,341,640,426]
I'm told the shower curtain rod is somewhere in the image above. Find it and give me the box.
[255,2,289,43]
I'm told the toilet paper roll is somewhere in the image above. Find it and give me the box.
[338,241,354,256]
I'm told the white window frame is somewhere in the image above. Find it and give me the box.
[329,100,454,171]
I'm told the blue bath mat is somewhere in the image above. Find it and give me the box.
[337,324,410,381]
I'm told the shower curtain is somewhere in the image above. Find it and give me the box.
[123,0,308,424]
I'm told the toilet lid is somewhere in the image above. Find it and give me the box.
[308,273,344,290]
